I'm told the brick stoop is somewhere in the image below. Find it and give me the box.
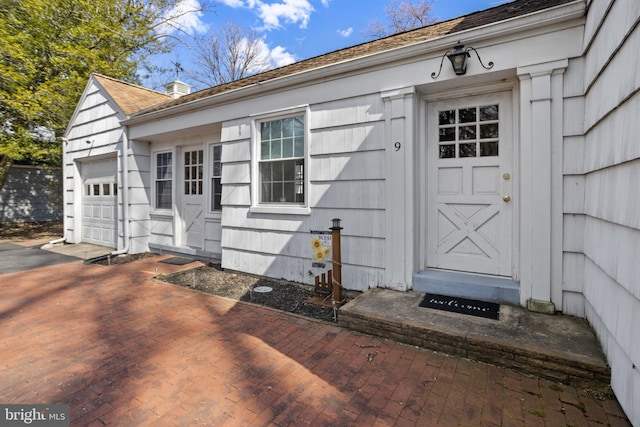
[338,288,611,391]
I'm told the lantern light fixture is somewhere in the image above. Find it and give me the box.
[431,42,494,79]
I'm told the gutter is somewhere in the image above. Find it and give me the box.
[110,128,130,256]
[48,236,66,245]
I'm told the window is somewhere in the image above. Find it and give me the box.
[438,104,499,159]
[85,182,115,197]
[211,145,222,211]
[259,115,305,204]
[155,152,173,209]
[184,150,203,195]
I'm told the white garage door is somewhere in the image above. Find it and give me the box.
[81,159,118,248]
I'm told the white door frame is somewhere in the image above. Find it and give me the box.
[178,145,205,249]
[421,82,520,280]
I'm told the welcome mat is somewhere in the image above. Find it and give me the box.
[419,293,500,320]
[160,257,195,265]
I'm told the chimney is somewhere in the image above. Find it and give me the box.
[164,79,191,99]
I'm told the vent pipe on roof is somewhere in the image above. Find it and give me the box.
[164,79,191,99]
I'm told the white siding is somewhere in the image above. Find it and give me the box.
[576,1,640,424]
[65,81,126,249]
[219,94,387,291]
[204,218,222,254]
[127,140,151,253]
[150,214,174,247]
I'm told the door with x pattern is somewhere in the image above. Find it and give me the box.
[181,147,204,249]
[426,91,514,276]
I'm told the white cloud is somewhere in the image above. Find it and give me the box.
[268,45,297,67]
[159,0,208,36]
[257,0,315,30]
[250,39,297,73]
[218,0,245,6]
[337,27,353,37]
[321,0,330,6]
[219,0,315,30]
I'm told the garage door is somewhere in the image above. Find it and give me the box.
[81,159,118,248]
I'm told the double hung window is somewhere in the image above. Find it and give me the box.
[258,115,305,204]
[155,152,173,209]
[211,145,222,211]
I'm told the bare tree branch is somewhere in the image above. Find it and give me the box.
[189,22,271,87]
[362,0,437,40]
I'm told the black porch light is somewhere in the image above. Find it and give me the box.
[331,218,343,230]
[431,42,494,79]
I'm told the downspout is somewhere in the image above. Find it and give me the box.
[49,137,69,245]
[110,128,130,256]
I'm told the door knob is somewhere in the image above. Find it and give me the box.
[503,195,511,202]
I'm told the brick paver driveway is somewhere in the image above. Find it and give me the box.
[0,255,630,426]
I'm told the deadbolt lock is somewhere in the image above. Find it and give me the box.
[503,173,511,180]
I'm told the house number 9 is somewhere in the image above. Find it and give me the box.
[394,142,401,151]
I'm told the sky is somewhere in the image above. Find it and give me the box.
[151,0,510,91]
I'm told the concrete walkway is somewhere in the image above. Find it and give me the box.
[42,241,112,260]
[0,245,631,426]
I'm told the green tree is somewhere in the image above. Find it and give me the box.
[0,0,205,190]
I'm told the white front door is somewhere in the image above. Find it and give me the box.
[427,91,514,276]
[182,148,204,249]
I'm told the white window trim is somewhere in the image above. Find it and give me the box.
[151,149,175,214]
[250,106,311,215]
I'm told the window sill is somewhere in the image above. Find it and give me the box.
[206,211,223,220]
[249,205,311,215]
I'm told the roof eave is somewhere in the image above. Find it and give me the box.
[123,0,585,126]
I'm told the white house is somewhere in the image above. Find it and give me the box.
[62,75,171,250]
[64,0,640,423]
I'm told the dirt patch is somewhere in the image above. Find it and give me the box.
[0,221,63,241]
[87,252,345,322]
[159,264,340,323]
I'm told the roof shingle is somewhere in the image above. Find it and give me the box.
[93,74,170,116]
[135,0,577,116]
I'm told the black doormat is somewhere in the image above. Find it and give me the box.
[160,257,195,265]
[419,293,500,320]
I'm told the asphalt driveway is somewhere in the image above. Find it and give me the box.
[0,241,112,274]
[0,242,79,274]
